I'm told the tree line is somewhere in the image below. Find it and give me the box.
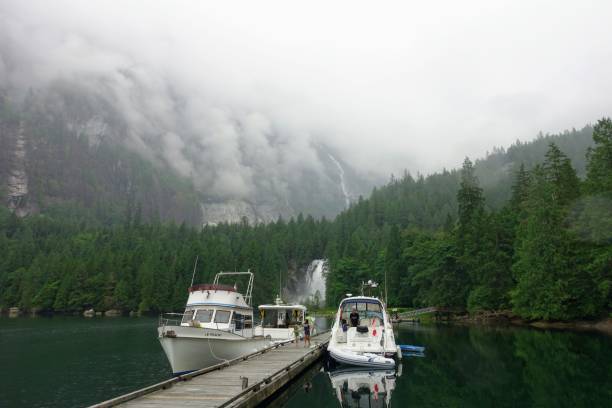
[326,119,612,320]
[1,119,610,320]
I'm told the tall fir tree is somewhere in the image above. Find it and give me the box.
[585,118,612,195]
[456,158,486,309]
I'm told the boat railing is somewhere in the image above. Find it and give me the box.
[158,312,186,328]
[214,271,254,306]
[158,313,254,337]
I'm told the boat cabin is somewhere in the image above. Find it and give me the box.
[180,277,254,336]
[259,297,306,328]
[253,295,307,340]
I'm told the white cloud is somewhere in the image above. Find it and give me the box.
[1,0,611,189]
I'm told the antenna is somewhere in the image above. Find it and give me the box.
[189,255,199,287]
[385,268,388,305]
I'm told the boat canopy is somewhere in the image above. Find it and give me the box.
[258,304,306,311]
[340,297,383,307]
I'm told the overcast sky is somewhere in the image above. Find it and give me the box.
[2,0,612,179]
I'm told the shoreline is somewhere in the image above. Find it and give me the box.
[3,307,611,336]
[449,311,612,336]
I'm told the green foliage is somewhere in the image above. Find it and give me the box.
[0,216,327,312]
[511,144,607,320]
[0,120,610,321]
[585,118,612,195]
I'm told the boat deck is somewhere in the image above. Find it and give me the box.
[90,331,331,408]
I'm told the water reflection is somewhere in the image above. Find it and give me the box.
[328,366,398,408]
[277,324,612,408]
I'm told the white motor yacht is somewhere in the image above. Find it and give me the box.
[329,367,398,408]
[253,295,307,341]
[158,271,269,375]
[328,283,400,369]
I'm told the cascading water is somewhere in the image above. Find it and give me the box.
[285,259,327,308]
[328,153,350,209]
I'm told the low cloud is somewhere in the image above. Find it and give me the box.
[1,0,612,203]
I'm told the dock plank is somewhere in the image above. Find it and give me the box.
[91,332,330,408]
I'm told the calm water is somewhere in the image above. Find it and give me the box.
[0,316,169,407]
[1,317,611,407]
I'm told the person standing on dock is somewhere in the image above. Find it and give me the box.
[305,313,316,335]
[303,319,311,347]
[293,324,300,347]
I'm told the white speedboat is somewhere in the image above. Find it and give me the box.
[329,367,398,408]
[158,271,269,375]
[253,295,307,341]
[328,285,400,369]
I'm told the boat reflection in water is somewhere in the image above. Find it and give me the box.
[328,365,401,408]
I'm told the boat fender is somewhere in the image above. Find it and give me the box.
[356,325,369,333]
[165,330,177,338]
[396,345,402,359]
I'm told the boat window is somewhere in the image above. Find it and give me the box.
[194,309,213,323]
[214,310,231,323]
[181,309,195,324]
[232,313,244,330]
[262,309,279,328]
[340,300,384,323]
[289,309,304,325]
[244,314,253,329]
[260,308,302,328]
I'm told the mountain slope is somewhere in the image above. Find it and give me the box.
[0,85,375,225]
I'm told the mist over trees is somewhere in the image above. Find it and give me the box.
[326,120,611,320]
[0,120,610,321]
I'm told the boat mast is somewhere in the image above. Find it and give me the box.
[190,255,199,287]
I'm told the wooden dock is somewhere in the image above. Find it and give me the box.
[90,332,331,408]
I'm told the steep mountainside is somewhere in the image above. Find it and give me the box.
[0,86,375,225]
[0,82,595,228]
[0,90,202,225]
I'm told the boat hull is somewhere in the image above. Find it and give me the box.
[158,326,270,375]
[329,347,396,369]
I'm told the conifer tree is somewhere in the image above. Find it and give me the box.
[585,118,612,195]
[510,163,530,212]
[456,158,486,308]
[385,224,402,305]
[543,143,581,205]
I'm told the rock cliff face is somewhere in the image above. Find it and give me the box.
[5,121,31,217]
[0,86,377,225]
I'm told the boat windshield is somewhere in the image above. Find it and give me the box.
[261,308,303,328]
[194,309,213,323]
[340,300,383,326]
[214,310,231,324]
[181,308,195,324]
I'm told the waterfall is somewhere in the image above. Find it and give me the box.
[285,259,327,308]
[7,121,30,217]
[327,153,350,208]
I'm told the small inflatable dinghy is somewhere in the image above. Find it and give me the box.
[329,348,396,369]
[399,344,425,353]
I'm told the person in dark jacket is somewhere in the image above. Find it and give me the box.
[349,306,360,327]
[303,319,311,347]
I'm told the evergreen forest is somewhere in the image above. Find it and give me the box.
[1,119,611,321]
